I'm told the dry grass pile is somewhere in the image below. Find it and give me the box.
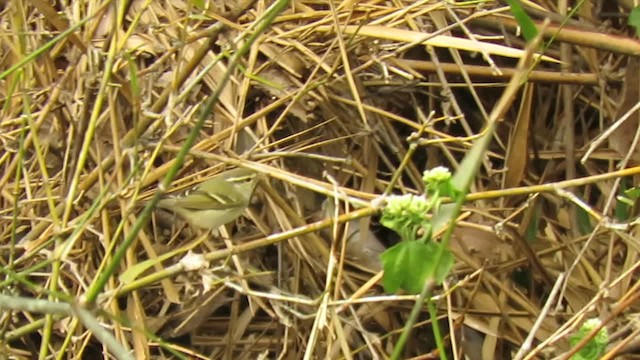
[2,0,640,359]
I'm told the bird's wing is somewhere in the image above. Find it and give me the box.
[164,189,244,210]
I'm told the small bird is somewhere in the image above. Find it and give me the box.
[156,168,259,230]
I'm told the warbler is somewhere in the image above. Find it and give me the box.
[156,168,259,230]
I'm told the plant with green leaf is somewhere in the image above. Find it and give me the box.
[616,182,640,222]
[505,0,538,43]
[380,21,543,359]
[379,166,461,294]
[570,318,608,360]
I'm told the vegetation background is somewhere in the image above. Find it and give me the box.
[0,0,639,359]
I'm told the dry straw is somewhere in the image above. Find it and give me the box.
[1,0,639,359]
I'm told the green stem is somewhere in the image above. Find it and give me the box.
[428,296,447,359]
[390,280,438,359]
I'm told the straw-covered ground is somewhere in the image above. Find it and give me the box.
[1,0,640,359]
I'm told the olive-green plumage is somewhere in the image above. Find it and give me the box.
[157,168,259,229]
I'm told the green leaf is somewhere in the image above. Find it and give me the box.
[431,203,457,237]
[380,242,454,294]
[505,0,539,43]
[576,206,593,235]
[381,242,432,294]
[119,250,180,284]
[431,243,454,284]
[524,203,541,242]
[432,115,496,234]
[625,186,640,201]
[615,180,636,221]
[629,7,640,37]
